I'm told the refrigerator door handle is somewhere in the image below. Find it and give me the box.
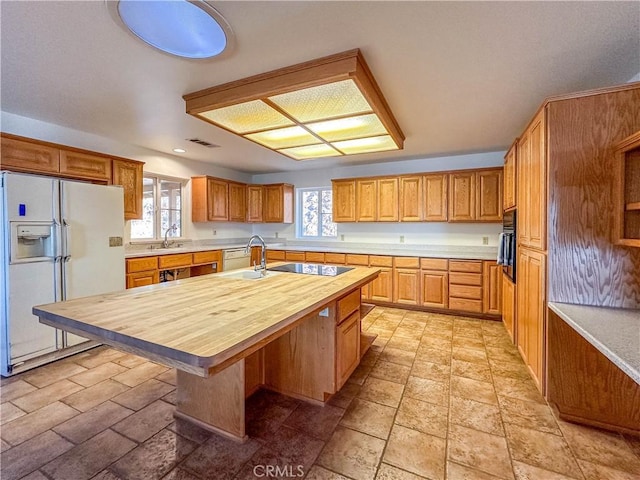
[53,219,63,261]
[62,219,72,262]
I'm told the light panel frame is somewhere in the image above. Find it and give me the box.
[183,49,405,160]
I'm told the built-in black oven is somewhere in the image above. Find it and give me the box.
[501,210,516,283]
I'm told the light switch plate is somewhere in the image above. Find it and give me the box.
[109,236,123,247]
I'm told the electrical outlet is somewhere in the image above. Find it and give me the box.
[275,232,279,238]
[482,236,489,245]
[213,229,217,236]
[400,235,405,243]
[340,234,345,241]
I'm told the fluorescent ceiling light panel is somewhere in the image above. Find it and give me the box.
[184,49,404,160]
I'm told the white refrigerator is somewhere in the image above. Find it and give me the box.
[1,171,125,376]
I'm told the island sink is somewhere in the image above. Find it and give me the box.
[267,263,354,276]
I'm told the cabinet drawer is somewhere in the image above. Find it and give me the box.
[305,252,325,263]
[449,297,483,313]
[192,250,221,265]
[126,256,158,273]
[420,258,448,271]
[449,272,483,286]
[394,256,419,269]
[337,289,361,323]
[369,255,393,267]
[325,253,346,265]
[266,250,286,261]
[126,270,159,288]
[158,253,192,269]
[346,254,369,266]
[285,251,305,262]
[449,284,483,300]
[449,260,483,273]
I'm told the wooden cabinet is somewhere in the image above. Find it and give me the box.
[126,270,159,288]
[614,130,640,247]
[423,174,448,221]
[377,178,399,222]
[504,141,517,210]
[449,168,502,222]
[482,261,502,315]
[285,251,305,262]
[112,159,144,220]
[246,185,264,223]
[369,256,393,302]
[228,182,246,222]
[191,176,228,222]
[502,273,516,342]
[126,256,159,289]
[325,253,346,265]
[448,171,476,221]
[263,184,293,223]
[518,110,546,250]
[266,249,286,262]
[336,311,361,389]
[517,247,546,392]
[393,257,420,305]
[356,179,377,222]
[420,258,448,309]
[477,170,503,221]
[332,180,356,222]
[399,176,422,221]
[60,150,111,182]
[448,260,483,313]
[346,254,370,300]
[305,252,325,263]
[1,135,59,174]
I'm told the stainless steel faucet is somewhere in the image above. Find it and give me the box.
[163,224,177,248]
[244,234,267,274]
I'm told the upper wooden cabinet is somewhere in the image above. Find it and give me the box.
[191,176,229,222]
[111,159,144,220]
[263,183,293,223]
[613,130,640,247]
[332,179,356,222]
[449,171,476,222]
[504,141,517,210]
[356,179,377,222]
[423,173,448,221]
[399,176,422,221]
[246,185,264,223]
[377,178,399,222]
[449,168,503,222]
[60,150,111,182]
[1,135,59,174]
[476,169,503,222]
[228,182,247,222]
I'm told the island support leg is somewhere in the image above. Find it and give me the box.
[175,359,247,442]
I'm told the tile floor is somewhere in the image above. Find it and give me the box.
[1,306,639,480]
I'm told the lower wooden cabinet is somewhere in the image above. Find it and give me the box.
[393,257,421,305]
[502,273,516,342]
[336,311,361,389]
[448,260,483,313]
[285,251,305,262]
[421,270,449,309]
[126,270,159,288]
[266,249,286,262]
[482,261,502,315]
[369,268,393,302]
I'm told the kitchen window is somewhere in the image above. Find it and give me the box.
[130,174,185,240]
[297,187,337,239]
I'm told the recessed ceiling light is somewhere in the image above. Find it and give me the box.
[173,148,186,153]
[108,0,233,59]
[183,49,404,160]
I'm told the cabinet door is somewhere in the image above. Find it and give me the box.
[264,184,293,223]
[448,172,476,221]
[332,180,356,222]
[504,142,517,210]
[423,174,448,221]
[421,270,448,309]
[528,112,547,250]
[1,136,59,174]
[336,311,361,389]
[112,159,144,220]
[393,268,420,305]
[246,185,264,222]
[228,182,247,222]
[502,273,516,342]
[126,270,159,289]
[207,178,229,221]
[369,267,393,302]
[398,176,422,222]
[60,150,111,182]
[356,179,377,222]
[517,131,531,245]
[482,261,502,314]
[476,169,503,222]
[377,178,399,222]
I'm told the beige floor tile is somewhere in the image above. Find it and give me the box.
[404,376,448,406]
[451,375,498,405]
[68,362,127,388]
[112,362,168,387]
[451,358,492,383]
[558,421,640,474]
[0,430,73,480]
[452,328,484,341]
[370,360,411,384]
[384,424,446,480]
[62,379,130,412]
[399,318,428,330]
[372,317,402,331]
[415,347,452,366]
[181,433,262,479]
[317,426,386,480]
[53,400,133,444]
[418,335,452,350]
[21,361,87,388]
[1,401,78,445]
[512,460,583,480]
[450,396,504,436]
[283,402,345,440]
[305,465,352,480]
[360,348,381,367]
[498,396,560,435]
[1,438,10,452]
[379,347,416,366]
[328,382,360,409]
[492,376,545,404]
[391,328,424,341]
[0,380,38,402]
[422,328,453,342]
[504,423,582,478]
[447,461,504,479]
[1,402,26,425]
[485,346,522,363]
[386,337,420,352]
[340,398,396,440]
[448,424,514,480]
[410,359,450,382]
[111,399,174,443]
[358,376,404,408]
[395,396,448,438]
[578,459,639,480]
[156,468,200,480]
[489,359,532,381]
[72,347,126,369]
[11,379,84,413]
[346,362,373,386]
[623,434,640,459]
[452,336,486,351]
[166,418,212,445]
[19,470,49,480]
[112,353,148,369]
[377,463,429,479]
[111,378,175,411]
[41,429,136,480]
[452,346,489,364]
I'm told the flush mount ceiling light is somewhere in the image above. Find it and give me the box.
[183,49,404,160]
[108,0,233,59]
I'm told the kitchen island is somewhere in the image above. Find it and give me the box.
[33,264,380,442]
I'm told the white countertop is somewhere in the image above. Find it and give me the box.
[548,302,640,385]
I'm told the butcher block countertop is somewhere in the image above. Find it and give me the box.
[33,265,379,377]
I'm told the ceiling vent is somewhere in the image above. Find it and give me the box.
[186,138,220,148]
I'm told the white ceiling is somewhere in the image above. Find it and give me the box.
[1,1,639,174]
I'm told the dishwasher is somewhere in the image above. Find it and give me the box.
[222,248,251,271]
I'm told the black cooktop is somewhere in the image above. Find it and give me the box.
[267,263,354,277]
